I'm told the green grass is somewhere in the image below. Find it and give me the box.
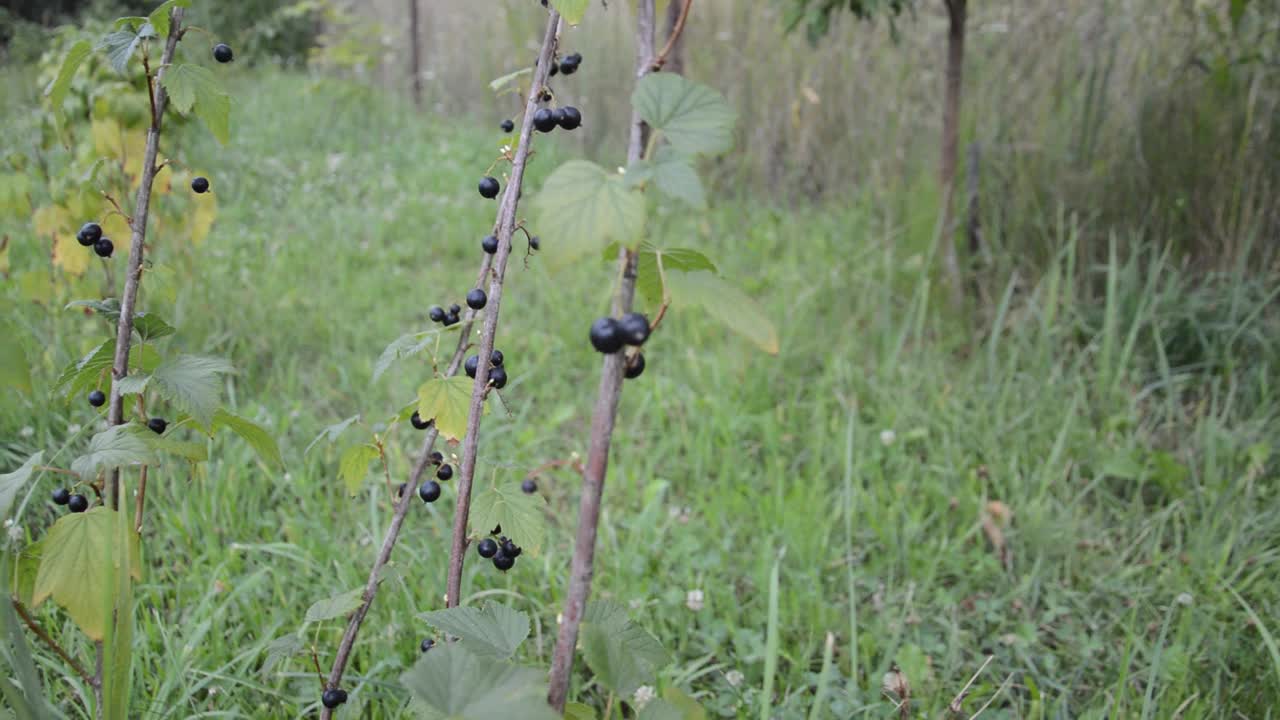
[2,70,1279,719]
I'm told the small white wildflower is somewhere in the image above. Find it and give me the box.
[1176,592,1193,606]
[632,685,656,709]
[686,589,704,611]
[66,423,82,435]
[725,670,744,687]
[283,473,292,482]
[19,426,33,438]
[880,429,896,446]
[6,523,21,543]
[556,613,563,625]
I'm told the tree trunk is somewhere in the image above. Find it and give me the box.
[939,0,967,309]
[407,0,422,107]
[663,0,687,75]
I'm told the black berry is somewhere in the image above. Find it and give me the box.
[443,312,460,327]
[560,53,582,75]
[191,177,210,194]
[88,389,106,407]
[501,539,522,558]
[478,176,500,199]
[93,238,114,258]
[410,411,432,430]
[500,119,515,133]
[321,688,348,709]
[213,43,234,63]
[493,552,515,571]
[436,464,453,481]
[490,349,504,367]
[147,417,167,434]
[549,60,559,77]
[551,108,566,127]
[466,288,487,310]
[420,638,435,653]
[397,482,408,497]
[481,235,499,254]
[77,222,102,247]
[488,366,507,389]
[589,317,624,354]
[558,106,582,130]
[429,305,446,323]
[465,354,480,378]
[52,488,71,505]
[419,480,441,503]
[618,312,651,346]
[625,352,646,379]
[521,478,537,494]
[477,538,498,558]
[68,494,89,513]
[430,451,444,465]
[529,236,541,251]
[449,304,462,315]
[533,108,557,133]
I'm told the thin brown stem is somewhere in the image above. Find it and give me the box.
[133,465,148,533]
[651,0,693,71]
[12,599,96,688]
[547,0,656,710]
[444,10,563,611]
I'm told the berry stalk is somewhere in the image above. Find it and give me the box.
[104,7,184,509]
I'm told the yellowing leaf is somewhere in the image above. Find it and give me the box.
[31,508,141,641]
[32,205,69,237]
[53,233,91,276]
[92,118,124,158]
[417,376,476,443]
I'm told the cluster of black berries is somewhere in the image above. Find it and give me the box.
[476,525,522,572]
[76,222,114,258]
[589,312,650,379]
[51,488,89,513]
[397,450,453,505]
[428,303,463,327]
[464,349,508,389]
[532,105,582,133]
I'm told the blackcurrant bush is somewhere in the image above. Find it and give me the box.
[52,488,71,505]
[533,108,557,133]
[77,222,102,247]
[68,494,89,513]
[213,43,234,63]
[625,352,646,379]
[493,553,515,571]
[466,288,487,310]
[419,480,441,503]
[477,538,498,558]
[321,688,348,709]
[147,417,167,434]
[618,312,650,346]
[88,389,106,407]
[490,349,504,367]
[93,238,114,258]
[488,366,507,389]
[521,478,537,494]
[191,176,210,194]
[465,354,480,378]
[589,317,624,354]
[481,235,499,254]
[436,463,453,481]
[420,638,435,653]
[500,119,515,133]
[478,176,500,199]
[558,106,582,130]
[410,411,432,430]
[429,305,446,323]
[429,451,444,465]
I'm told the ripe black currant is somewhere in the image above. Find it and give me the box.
[191,176,210,194]
[429,451,444,465]
[521,478,537,494]
[88,389,106,407]
[93,238,114,258]
[419,480,441,503]
[529,236,541,251]
[618,312,650,346]
[488,366,507,389]
[465,354,480,378]
[77,222,102,247]
[549,60,559,77]
[478,176,500,199]
[443,312,460,327]
[449,304,462,315]
[533,108,557,133]
[429,305,446,323]
[477,538,498,558]
[500,119,515,133]
[493,552,515,571]
[551,108,566,127]
[501,539,522,558]
[481,235,499,254]
[410,411,432,430]
[52,488,71,505]
[420,638,435,653]
[558,106,582,130]
[321,688,348,709]
[147,417,167,434]
[436,463,453,481]
[213,43,234,63]
[466,288,487,310]
[68,494,89,513]
[625,352,646,379]
[489,349,504,367]
[560,52,582,75]
[589,317,624,354]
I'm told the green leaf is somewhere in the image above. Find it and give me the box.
[212,409,282,467]
[338,443,380,496]
[149,354,234,428]
[148,0,191,37]
[400,644,559,720]
[580,600,668,696]
[45,39,93,117]
[304,588,364,624]
[141,434,208,463]
[665,271,779,354]
[663,688,707,720]
[564,703,598,720]
[0,555,53,720]
[489,67,532,93]
[305,414,360,455]
[12,542,43,608]
[0,452,43,521]
[639,700,684,720]
[633,73,736,156]
[636,245,718,307]
[71,426,157,478]
[552,0,590,25]
[534,160,646,265]
[418,603,530,660]
[99,28,147,76]
[630,150,706,209]
[417,376,476,443]
[161,64,232,143]
[372,329,440,384]
[114,373,151,396]
[469,482,546,555]
[66,300,176,341]
[54,339,160,402]
[260,634,306,679]
[31,508,140,641]
[101,488,135,720]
